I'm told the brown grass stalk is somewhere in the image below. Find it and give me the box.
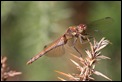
[1,56,22,81]
[56,37,112,81]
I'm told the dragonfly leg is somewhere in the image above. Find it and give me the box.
[79,34,83,44]
[72,37,82,57]
[73,46,82,57]
[79,34,88,45]
[79,34,93,44]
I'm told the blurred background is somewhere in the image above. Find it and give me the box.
[1,1,121,81]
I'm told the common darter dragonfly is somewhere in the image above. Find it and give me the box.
[27,17,112,65]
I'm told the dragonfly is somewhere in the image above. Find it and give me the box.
[26,17,113,65]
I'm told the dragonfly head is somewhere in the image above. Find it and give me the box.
[77,24,87,33]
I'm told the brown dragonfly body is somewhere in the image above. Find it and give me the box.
[27,24,87,65]
[27,17,113,65]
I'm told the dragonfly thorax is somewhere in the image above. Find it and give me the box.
[66,26,77,36]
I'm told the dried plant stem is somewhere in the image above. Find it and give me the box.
[56,37,112,81]
[1,56,22,81]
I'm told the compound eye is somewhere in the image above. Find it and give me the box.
[78,24,87,30]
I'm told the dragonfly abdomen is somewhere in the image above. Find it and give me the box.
[27,36,67,65]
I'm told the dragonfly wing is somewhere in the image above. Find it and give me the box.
[86,17,114,37]
[88,17,113,27]
[65,37,89,57]
[67,37,88,47]
[66,38,74,47]
[43,37,66,57]
[26,36,66,65]
[45,44,65,57]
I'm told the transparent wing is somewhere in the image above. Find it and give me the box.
[43,37,66,57]
[67,35,90,47]
[86,17,114,37]
[88,17,113,28]
[26,36,66,65]
[66,37,89,57]
[44,43,65,57]
[45,37,88,57]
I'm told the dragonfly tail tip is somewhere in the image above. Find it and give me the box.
[26,61,31,65]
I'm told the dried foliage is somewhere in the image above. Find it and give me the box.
[56,37,112,81]
[1,56,22,81]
